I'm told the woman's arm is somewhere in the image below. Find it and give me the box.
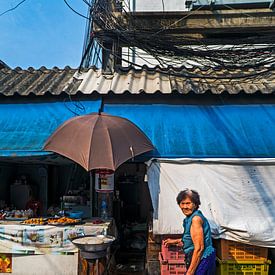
[186,216,204,275]
[163,238,183,247]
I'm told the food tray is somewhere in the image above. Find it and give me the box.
[21,222,47,226]
[48,222,81,226]
[47,218,81,226]
[21,218,48,226]
[72,235,115,252]
[5,217,28,221]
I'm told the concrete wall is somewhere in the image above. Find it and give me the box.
[122,1,187,66]
[125,0,187,11]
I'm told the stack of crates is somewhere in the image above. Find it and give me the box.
[159,240,186,275]
[214,239,271,275]
[146,230,161,274]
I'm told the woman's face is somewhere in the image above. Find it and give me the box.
[179,196,196,216]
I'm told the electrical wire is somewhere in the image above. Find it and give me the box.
[0,0,28,17]
[63,0,90,20]
[161,0,165,12]
[82,0,93,8]
[96,39,275,80]
[81,0,275,77]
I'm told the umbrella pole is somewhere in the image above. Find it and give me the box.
[89,171,95,218]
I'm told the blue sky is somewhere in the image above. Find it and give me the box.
[0,0,89,69]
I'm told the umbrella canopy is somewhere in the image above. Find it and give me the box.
[43,112,154,171]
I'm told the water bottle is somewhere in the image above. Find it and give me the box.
[101,200,108,220]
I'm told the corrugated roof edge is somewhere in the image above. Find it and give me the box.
[0,66,84,97]
[74,65,275,95]
[0,65,275,96]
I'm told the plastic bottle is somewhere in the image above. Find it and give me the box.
[60,197,65,217]
[100,200,108,220]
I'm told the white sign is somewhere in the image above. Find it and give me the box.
[95,170,114,192]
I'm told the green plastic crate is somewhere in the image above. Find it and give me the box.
[216,258,271,275]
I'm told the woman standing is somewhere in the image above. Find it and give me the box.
[163,189,216,275]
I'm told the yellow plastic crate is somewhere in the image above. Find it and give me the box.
[216,258,271,275]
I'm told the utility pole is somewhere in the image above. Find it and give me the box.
[82,0,122,71]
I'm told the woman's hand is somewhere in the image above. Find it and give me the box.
[163,238,182,247]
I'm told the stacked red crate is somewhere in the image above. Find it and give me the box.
[159,240,186,275]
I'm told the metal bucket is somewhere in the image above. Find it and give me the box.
[72,235,115,252]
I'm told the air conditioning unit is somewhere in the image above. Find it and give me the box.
[186,0,274,10]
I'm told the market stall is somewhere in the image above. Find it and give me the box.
[0,109,154,275]
[0,218,114,274]
[0,161,118,275]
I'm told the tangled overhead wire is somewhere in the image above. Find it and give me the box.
[81,0,275,76]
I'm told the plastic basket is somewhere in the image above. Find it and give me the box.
[214,239,268,262]
[159,253,186,275]
[216,258,271,275]
[161,241,185,264]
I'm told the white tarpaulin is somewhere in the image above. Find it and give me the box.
[147,158,275,248]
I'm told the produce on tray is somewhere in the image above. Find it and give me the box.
[47,217,79,225]
[1,209,33,220]
[22,218,46,225]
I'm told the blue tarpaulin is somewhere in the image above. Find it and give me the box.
[104,104,275,158]
[0,100,101,157]
[1,101,275,158]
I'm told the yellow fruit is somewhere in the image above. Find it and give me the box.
[4,258,10,265]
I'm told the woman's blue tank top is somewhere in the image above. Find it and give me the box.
[182,209,215,259]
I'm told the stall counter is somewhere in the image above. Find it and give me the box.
[0,219,114,275]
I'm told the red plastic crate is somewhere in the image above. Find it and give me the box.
[159,253,186,275]
[161,241,185,264]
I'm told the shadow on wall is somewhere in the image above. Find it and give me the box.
[242,164,275,230]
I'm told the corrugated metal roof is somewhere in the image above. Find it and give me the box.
[76,65,275,95]
[0,66,82,96]
[0,65,275,96]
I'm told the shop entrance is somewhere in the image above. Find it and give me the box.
[111,162,152,275]
[0,159,153,274]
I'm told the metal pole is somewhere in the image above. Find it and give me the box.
[89,171,95,217]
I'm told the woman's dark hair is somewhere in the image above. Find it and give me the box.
[176,189,201,209]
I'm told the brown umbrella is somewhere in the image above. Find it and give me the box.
[43,112,154,171]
